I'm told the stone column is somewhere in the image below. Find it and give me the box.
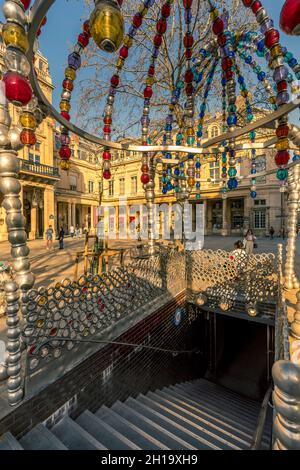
[44,188,55,238]
[284,164,300,290]
[67,203,72,233]
[203,200,208,236]
[72,203,76,227]
[221,197,228,236]
[206,201,213,235]
[29,206,37,240]
[90,205,94,233]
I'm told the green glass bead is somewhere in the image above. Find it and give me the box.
[247,114,253,122]
[249,131,256,139]
[196,193,201,199]
[187,136,195,144]
[177,80,184,89]
[228,167,237,177]
[222,157,227,163]
[277,168,288,180]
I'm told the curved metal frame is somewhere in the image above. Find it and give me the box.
[27,0,300,154]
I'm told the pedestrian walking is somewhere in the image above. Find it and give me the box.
[45,225,54,250]
[243,229,256,255]
[75,224,79,238]
[230,240,248,274]
[59,226,65,250]
[70,224,75,238]
[269,226,275,240]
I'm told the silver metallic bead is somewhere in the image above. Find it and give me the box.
[0,123,10,148]
[142,126,148,134]
[107,95,114,105]
[23,96,38,113]
[272,57,284,68]
[4,48,30,76]
[0,104,12,128]
[104,105,112,116]
[3,1,26,26]
[103,161,110,171]
[143,106,150,115]
[61,90,71,101]
[256,8,268,24]
[229,158,236,166]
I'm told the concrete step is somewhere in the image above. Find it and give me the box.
[76,410,140,450]
[0,432,23,450]
[51,416,107,450]
[20,423,67,450]
[96,405,169,450]
[111,400,196,450]
[124,396,221,450]
[145,390,251,449]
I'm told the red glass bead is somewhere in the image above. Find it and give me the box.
[185,49,192,59]
[251,1,262,14]
[111,74,120,87]
[62,79,74,91]
[142,141,147,145]
[222,173,227,178]
[59,146,71,159]
[265,29,280,49]
[212,18,224,35]
[154,34,162,47]
[222,57,233,70]
[185,69,194,83]
[144,86,153,99]
[225,69,234,80]
[148,65,155,76]
[3,72,32,106]
[275,150,290,166]
[133,14,142,28]
[103,150,111,160]
[276,125,289,138]
[184,33,194,48]
[186,83,194,95]
[103,170,111,180]
[183,0,193,7]
[61,111,70,121]
[37,27,41,37]
[103,125,111,133]
[78,32,89,48]
[20,129,36,146]
[83,20,90,35]
[20,0,31,10]
[242,0,253,6]
[119,46,128,59]
[277,80,288,92]
[218,34,227,46]
[117,0,123,5]
[141,173,150,184]
[161,3,171,18]
[280,0,300,35]
[156,19,167,34]
[41,16,47,26]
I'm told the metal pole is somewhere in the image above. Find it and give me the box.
[145,155,156,255]
[284,163,300,290]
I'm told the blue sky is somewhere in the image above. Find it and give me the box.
[1,0,299,129]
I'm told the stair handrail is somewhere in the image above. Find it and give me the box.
[250,384,273,450]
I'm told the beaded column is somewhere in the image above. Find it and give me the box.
[284,163,300,290]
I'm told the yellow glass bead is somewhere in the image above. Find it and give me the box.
[270,45,282,59]
[60,160,71,171]
[269,96,277,104]
[187,128,194,136]
[60,100,71,112]
[210,9,219,20]
[116,57,125,69]
[187,177,195,187]
[123,35,133,48]
[276,138,289,150]
[139,5,148,16]
[146,76,154,86]
[20,112,36,130]
[2,23,29,53]
[65,67,76,81]
[241,90,248,98]
[291,85,299,94]
[36,319,45,328]
[90,1,124,53]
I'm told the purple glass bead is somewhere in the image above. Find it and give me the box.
[141,116,150,125]
[185,10,192,23]
[144,98,150,106]
[61,134,70,145]
[109,87,116,96]
[222,46,230,57]
[265,51,271,61]
[147,0,155,6]
[187,168,195,177]
[68,52,81,70]
[152,46,159,58]
[273,65,288,83]
[128,25,137,37]
[166,115,173,124]
[171,97,177,105]
[260,19,274,34]
[195,172,200,179]
[276,91,289,105]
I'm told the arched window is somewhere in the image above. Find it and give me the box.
[211,126,219,138]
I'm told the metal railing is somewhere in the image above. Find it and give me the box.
[18,158,60,178]
[250,385,273,450]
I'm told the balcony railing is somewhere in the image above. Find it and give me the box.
[18,159,60,178]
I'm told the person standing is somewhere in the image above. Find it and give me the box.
[244,229,256,254]
[59,226,65,250]
[45,225,54,250]
[70,224,75,238]
[269,226,275,240]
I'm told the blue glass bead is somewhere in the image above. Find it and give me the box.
[188,153,194,159]
[152,47,159,58]
[174,168,180,176]
[166,182,173,191]
[250,191,257,198]
[289,58,297,68]
[161,176,167,183]
[165,153,172,159]
[245,55,252,64]
[251,149,256,155]
[196,162,201,169]
[199,111,205,118]
[281,46,288,55]
[227,178,238,190]
[251,169,257,174]
[166,124,172,131]
[227,115,237,126]
[258,71,266,81]
[238,76,244,84]
[162,187,167,194]
[197,131,202,138]
[221,78,227,86]
[196,182,201,190]
[199,48,207,57]
[257,38,265,52]
[180,162,184,168]
[198,73,203,82]
[68,52,81,70]
[292,154,300,161]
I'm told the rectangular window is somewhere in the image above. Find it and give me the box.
[35,142,41,152]
[119,178,125,196]
[98,182,102,195]
[209,161,220,182]
[34,155,40,164]
[254,199,266,206]
[28,153,34,162]
[88,180,94,194]
[109,180,114,197]
[131,176,137,194]
[70,175,77,191]
[254,210,266,229]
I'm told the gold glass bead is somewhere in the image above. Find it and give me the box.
[270,45,282,59]
[2,23,29,53]
[116,57,125,69]
[36,319,45,328]
[187,177,195,187]
[60,100,71,112]
[20,112,36,130]
[60,160,71,171]
[269,96,277,104]
[90,0,124,53]
[291,85,299,94]
[65,67,76,81]
[146,76,154,86]
[139,5,148,16]
[276,138,289,150]
[210,9,219,20]
[241,90,248,98]
[123,35,133,48]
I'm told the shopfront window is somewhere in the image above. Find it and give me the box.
[254,210,266,229]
